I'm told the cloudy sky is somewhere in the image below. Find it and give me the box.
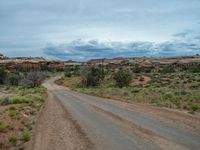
[0,0,200,60]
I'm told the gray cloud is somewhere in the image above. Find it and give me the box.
[173,32,189,38]
[43,31,200,60]
[43,43,68,56]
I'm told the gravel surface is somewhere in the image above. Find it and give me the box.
[31,77,200,150]
[31,83,94,150]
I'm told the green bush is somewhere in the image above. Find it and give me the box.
[9,136,17,145]
[64,72,72,77]
[132,64,141,73]
[81,66,105,87]
[72,83,83,88]
[189,65,200,73]
[190,104,199,111]
[7,73,21,86]
[123,92,129,96]
[21,132,30,142]
[160,65,175,73]
[113,70,132,88]
[0,68,6,84]
[65,65,81,76]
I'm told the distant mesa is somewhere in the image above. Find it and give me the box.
[0,53,46,63]
[0,53,5,60]
[64,60,82,66]
[0,52,200,68]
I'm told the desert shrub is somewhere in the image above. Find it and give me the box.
[65,65,81,76]
[0,68,6,84]
[72,83,83,88]
[160,65,175,73]
[20,78,33,88]
[132,64,141,73]
[21,132,30,142]
[188,65,200,73]
[64,72,72,77]
[79,66,89,80]
[143,67,152,73]
[150,98,160,104]
[7,73,21,86]
[20,71,46,88]
[180,90,188,95]
[80,66,105,87]
[162,92,173,100]
[9,136,17,145]
[190,104,199,111]
[113,70,132,88]
[123,92,129,96]
[71,65,81,76]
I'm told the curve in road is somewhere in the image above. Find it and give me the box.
[42,77,200,150]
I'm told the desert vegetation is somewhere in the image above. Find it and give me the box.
[0,69,47,149]
[56,63,200,113]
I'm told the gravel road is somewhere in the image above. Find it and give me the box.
[32,77,200,150]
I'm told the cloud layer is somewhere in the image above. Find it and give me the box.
[43,31,200,60]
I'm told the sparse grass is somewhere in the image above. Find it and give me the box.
[0,97,9,105]
[0,96,29,106]
[0,85,46,149]
[0,123,9,132]
[60,72,200,111]
[9,107,18,119]
[131,87,141,93]
[24,122,33,131]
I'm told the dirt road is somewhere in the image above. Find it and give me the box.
[32,77,200,150]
